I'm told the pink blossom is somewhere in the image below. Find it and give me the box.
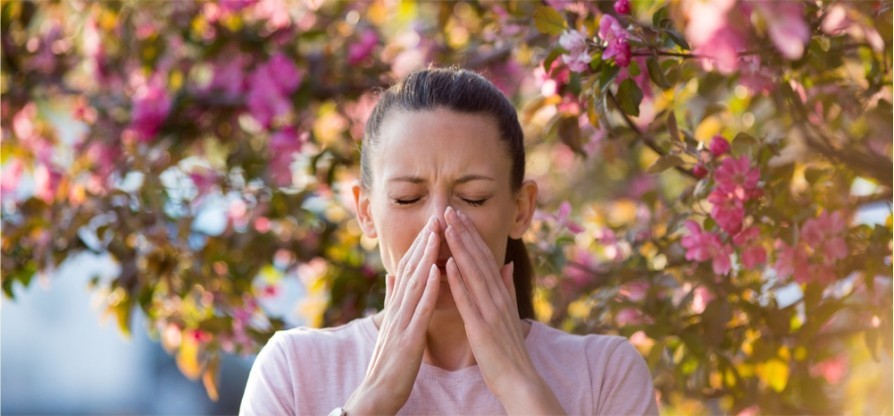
[560,30,591,72]
[219,0,255,13]
[620,280,648,302]
[265,53,302,93]
[714,156,761,199]
[555,201,584,234]
[348,29,379,65]
[821,5,851,35]
[562,246,604,289]
[681,220,734,275]
[774,240,813,284]
[733,226,767,268]
[738,55,774,95]
[13,103,37,141]
[616,307,644,325]
[130,78,172,142]
[34,163,62,204]
[614,0,630,15]
[1,159,24,201]
[709,135,730,157]
[754,1,810,60]
[801,211,849,263]
[208,53,248,99]
[691,286,714,314]
[268,127,305,186]
[810,355,848,385]
[708,190,745,235]
[253,0,291,30]
[559,29,588,53]
[692,164,708,179]
[599,15,631,67]
[247,54,303,127]
[684,0,747,73]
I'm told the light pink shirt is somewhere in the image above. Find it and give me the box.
[240,316,659,415]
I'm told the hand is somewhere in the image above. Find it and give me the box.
[344,216,442,415]
[443,206,565,414]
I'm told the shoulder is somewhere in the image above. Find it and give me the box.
[527,320,630,357]
[526,321,658,415]
[269,315,377,356]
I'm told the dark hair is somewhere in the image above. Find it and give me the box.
[361,67,535,320]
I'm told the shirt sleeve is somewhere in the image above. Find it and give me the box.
[591,337,660,415]
[239,332,295,416]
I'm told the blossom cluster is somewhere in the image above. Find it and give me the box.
[681,135,765,276]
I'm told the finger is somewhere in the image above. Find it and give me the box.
[397,217,434,277]
[501,262,518,313]
[444,209,494,303]
[393,218,435,306]
[454,208,510,302]
[405,264,441,336]
[397,230,439,328]
[445,257,480,324]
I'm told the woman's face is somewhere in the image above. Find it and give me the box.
[353,108,536,304]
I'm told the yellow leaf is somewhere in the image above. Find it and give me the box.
[757,359,789,392]
[202,356,220,402]
[177,335,202,381]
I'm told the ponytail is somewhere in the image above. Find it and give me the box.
[506,237,535,320]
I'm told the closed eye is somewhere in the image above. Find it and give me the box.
[394,197,422,205]
[462,198,487,207]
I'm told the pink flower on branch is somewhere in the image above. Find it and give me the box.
[268,126,306,187]
[753,1,810,60]
[709,135,730,157]
[681,220,733,275]
[348,29,379,65]
[801,211,849,263]
[559,29,591,72]
[247,54,304,128]
[130,77,172,142]
[733,226,767,269]
[599,15,631,67]
[614,0,630,15]
[684,0,747,73]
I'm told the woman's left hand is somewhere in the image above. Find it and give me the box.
[443,206,565,415]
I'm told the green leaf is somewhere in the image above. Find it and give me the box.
[628,60,641,77]
[665,28,690,50]
[599,64,620,92]
[731,132,758,157]
[667,111,681,142]
[647,57,670,89]
[533,6,566,36]
[647,154,684,174]
[543,48,563,72]
[556,115,584,156]
[616,78,643,117]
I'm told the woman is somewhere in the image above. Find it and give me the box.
[240,68,658,415]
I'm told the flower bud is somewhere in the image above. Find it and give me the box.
[709,135,730,157]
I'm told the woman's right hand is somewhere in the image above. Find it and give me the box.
[343,216,442,415]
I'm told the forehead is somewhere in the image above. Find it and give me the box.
[373,109,511,182]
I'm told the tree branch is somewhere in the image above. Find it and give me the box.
[606,91,696,179]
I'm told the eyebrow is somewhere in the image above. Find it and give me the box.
[387,174,495,184]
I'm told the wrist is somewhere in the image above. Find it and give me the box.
[343,380,401,416]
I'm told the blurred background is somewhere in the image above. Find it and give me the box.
[2,0,891,414]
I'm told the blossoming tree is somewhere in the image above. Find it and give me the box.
[2,0,891,412]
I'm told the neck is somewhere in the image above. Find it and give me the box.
[421,308,475,371]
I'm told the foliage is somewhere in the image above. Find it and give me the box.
[1,0,891,412]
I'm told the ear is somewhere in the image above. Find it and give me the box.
[509,180,538,239]
[352,181,378,238]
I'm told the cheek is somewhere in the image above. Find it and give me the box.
[466,210,513,264]
[375,208,427,274]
